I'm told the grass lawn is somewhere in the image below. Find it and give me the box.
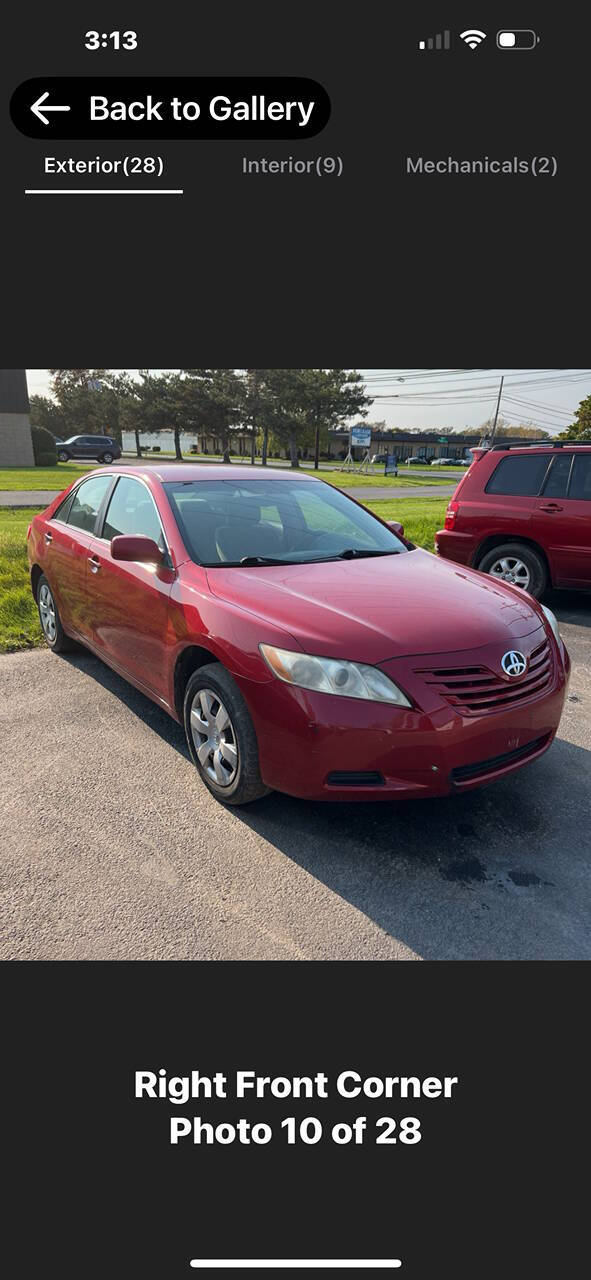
[0,464,95,490]
[0,508,44,652]
[321,470,453,489]
[365,496,448,550]
[0,496,448,654]
[0,461,458,492]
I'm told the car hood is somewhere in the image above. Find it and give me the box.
[205,549,545,664]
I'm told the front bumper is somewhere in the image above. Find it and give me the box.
[237,636,569,802]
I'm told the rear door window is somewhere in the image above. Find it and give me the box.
[67,475,113,533]
[569,455,591,500]
[541,453,574,498]
[485,454,551,496]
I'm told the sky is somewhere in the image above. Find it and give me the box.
[25,369,591,435]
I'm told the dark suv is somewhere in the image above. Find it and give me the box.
[435,443,591,597]
[56,435,122,464]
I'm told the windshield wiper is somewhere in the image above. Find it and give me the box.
[206,549,403,568]
[336,548,401,559]
[239,555,293,566]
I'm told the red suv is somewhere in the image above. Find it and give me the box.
[436,443,591,597]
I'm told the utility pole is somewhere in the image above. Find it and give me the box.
[248,369,259,465]
[313,401,321,470]
[489,375,504,444]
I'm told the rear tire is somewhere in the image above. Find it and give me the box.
[183,663,270,806]
[100,452,114,463]
[477,542,547,599]
[36,573,77,652]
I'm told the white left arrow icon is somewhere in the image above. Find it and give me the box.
[31,91,71,125]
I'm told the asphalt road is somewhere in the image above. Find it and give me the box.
[1,589,589,961]
[0,483,455,506]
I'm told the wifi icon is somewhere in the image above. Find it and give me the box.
[460,29,487,48]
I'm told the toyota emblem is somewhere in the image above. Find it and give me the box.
[501,650,527,678]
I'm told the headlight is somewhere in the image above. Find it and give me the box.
[259,644,411,707]
[541,605,561,646]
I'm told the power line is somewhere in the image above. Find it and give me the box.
[370,372,591,401]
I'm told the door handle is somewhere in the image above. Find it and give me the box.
[44,532,52,544]
[88,555,101,574]
[539,504,563,513]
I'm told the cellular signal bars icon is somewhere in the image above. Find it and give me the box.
[419,31,451,51]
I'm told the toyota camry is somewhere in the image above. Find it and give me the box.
[27,464,569,805]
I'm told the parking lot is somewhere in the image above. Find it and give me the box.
[1,590,589,961]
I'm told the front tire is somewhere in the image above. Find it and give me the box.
[57,449,70,462]
[183,663,270,805]
[477,542,547,599]
[36,574,76,652]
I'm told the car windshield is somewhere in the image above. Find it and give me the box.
[163,479,408,567]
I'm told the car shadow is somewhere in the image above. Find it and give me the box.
[233,734,591,959]
[59,648,591,961]
[60,650,190,758]
[543,587,591,629]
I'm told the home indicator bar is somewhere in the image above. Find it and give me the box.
[189,1263,403,1271]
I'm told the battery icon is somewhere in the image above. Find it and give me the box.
[497,30,539,49]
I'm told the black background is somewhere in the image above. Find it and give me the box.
[5,963,588,1277]
[2,4,590,1277]
[1,2,589,365]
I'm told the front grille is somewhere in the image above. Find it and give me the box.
[326,771,385,787]
[417,637,553,715]
[450,734,551,784]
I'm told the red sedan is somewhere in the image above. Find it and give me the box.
[27,464,569,805]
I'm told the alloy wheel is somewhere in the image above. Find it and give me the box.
[190,688,239,787]
[39,583,57,642]
[488,555,531,590]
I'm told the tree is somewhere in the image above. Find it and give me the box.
[244,369,276,465]
[131,371,187,459]
[30,425,57,466]
[182,369,246,464]
[252,369,372,468]
[560,395,591,441]
[29,395,68,440]
[257,370,310,467]
[476,416,551,442]
[47,369,110,436]
[38,369,133,444]
[304,369,372,469]
[244,369,261,464]
[108,371,153,457]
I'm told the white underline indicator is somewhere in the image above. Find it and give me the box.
[24,189,184,195]
[189,1263,402,1271]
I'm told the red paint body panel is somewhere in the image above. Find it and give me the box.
[205,549,544,664]
[86,536,176,704]
[28,464,570,802]
[435,445,591,589]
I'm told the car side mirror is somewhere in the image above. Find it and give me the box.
[387,520,404,537]
[110,534,163,563]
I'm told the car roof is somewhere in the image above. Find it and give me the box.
[486,443,591,454]
[106,463,322,483]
